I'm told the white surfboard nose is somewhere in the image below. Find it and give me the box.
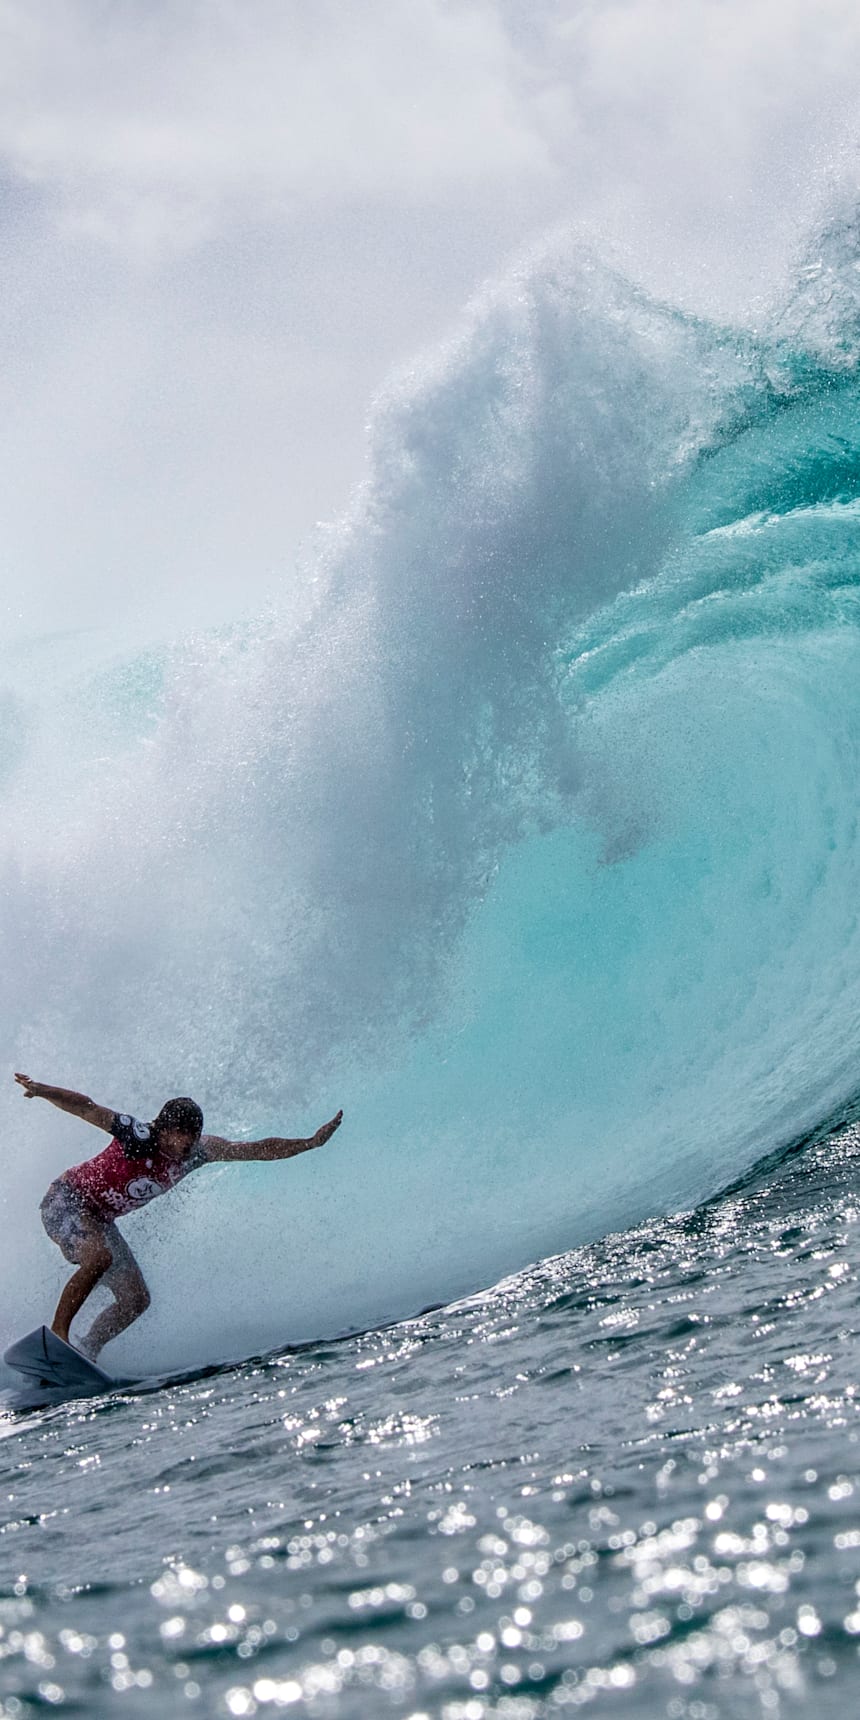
[4,1325,113,1393]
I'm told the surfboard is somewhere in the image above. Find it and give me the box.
[3,1326,114,1395]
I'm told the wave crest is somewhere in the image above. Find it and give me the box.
[3,221,860,1365]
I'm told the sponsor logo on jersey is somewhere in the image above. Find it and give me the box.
[126,1176,163,1204]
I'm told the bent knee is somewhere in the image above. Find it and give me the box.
[124,1280,151,1317]
[84,1243,114,1278]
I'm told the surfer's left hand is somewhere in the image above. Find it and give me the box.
[311,1110,343,1148]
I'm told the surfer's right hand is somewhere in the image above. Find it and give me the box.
[14,1073,42,1099]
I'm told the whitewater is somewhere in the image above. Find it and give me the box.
[4,214,860,1365]
[2,208,860,1716]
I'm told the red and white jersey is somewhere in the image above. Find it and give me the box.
[62,1113,211,1220]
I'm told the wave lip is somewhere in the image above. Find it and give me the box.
[4,218,860,1365]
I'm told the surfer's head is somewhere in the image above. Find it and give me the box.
[152,1096,204,1158]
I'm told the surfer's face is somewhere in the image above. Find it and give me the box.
[159,1126,199,1160]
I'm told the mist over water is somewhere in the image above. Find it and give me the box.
[3,210,860,1373]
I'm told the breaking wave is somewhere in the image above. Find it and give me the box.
[4,212,860,1369]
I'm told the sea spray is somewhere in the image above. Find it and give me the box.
[3,221,860,1370]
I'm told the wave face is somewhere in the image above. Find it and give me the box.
[4,214,860,1369]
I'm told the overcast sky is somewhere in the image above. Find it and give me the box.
[1,0,859,645]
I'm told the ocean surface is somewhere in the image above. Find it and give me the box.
[4,210,860,1713]
[2,1110,860,1718]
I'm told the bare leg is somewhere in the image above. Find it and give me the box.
[79,1293,149,1360]
[51,1239,113,1344]
[79,1227,150,1361]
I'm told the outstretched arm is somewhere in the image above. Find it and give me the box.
[14,1073,115,1133]
[205,1110,343,1162]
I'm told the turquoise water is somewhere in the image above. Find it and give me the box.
[2,1116,860,1717]
[3,214,860,1711]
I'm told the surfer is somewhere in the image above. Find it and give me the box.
[14,1073,343,1362]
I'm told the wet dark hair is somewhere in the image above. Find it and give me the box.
[152,1097,204,1142]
